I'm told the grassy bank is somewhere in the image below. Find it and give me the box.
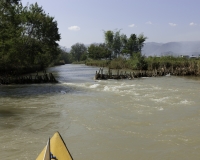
[86,56,200,76]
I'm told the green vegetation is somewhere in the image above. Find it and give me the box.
[69,30,147,63]
[69,29,200,76]
[103,30,147,59]
[85,56,200,71]
[0,0,65,75]
[1,1,199,78]
[54,47,71,65]
[70,43,87,62]
[87,43,111,60]
[146,56,200,72]
[83,30,149,70]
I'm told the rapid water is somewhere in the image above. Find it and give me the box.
[0,64,200,160]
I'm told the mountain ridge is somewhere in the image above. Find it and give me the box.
[142,41,200,56]
[60,41,200,57]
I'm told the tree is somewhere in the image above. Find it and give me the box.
[137,33,147,52]
[126,34,138,56]
[104,30,114,60]
[112,30,123,58]
[0,0,22,70]
[88,43,111,60]
[124,33,147,57]
[120,34,128,54]
[19,2,61,68]
[99,43,112,59]
[54,47,72,64]
[70,43,87,61]
[104,30,125,59]
[0,1,61,73]
[87,44,100,59]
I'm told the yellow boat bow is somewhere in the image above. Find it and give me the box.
[36,132,73,160]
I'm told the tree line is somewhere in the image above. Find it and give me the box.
[69,30,147,63]
[0,0,147,74]
[69,31,200,74]
[0,0,62,75]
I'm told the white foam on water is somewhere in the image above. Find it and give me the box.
[152,86,162,90]
[103,86,110,91]
[179,100,193,105]
[137,87,154,91]
[151,97,169,103]
[62,81,145,96]
[141,77,150,79]
[89,84,100,88]
[129,84,136,87]
[131,91,140,96]
[168,88,179,92]
[60,90,66,94]
[137,109,153,115]
[143,94,154,97]
[178,137,189,142]
[103,85,122,92]
[20,107,37,109]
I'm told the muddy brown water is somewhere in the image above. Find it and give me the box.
[0,64,200,160]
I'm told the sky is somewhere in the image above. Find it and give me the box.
[21,0,200,48]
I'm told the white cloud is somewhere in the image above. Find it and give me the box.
[68,26,80,31]
[169,23,177,27]
[128,24,135,27]
[146,21,152,25]
[189,22,197,26]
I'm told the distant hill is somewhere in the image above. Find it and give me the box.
[142,41,200,57]
[60,41,200,57]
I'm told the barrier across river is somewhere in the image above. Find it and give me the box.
[0,72,58,85]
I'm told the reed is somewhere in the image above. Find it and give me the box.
[85,60,110,67]
[86,56,200,76]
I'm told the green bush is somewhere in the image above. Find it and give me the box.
[109,57,126,69]
[85,59,110,67]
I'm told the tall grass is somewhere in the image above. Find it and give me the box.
[146,56,200,70]
[85,56,200,75]
[85,60,110,67]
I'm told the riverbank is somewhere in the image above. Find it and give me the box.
[0,71,58,85]
[94,67,199,80]
[0,64,59,85]
[94,68,171,80]
[86,56,200,79]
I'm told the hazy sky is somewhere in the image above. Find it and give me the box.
[21,0,200,48]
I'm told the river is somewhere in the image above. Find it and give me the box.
[0,64,200,160]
